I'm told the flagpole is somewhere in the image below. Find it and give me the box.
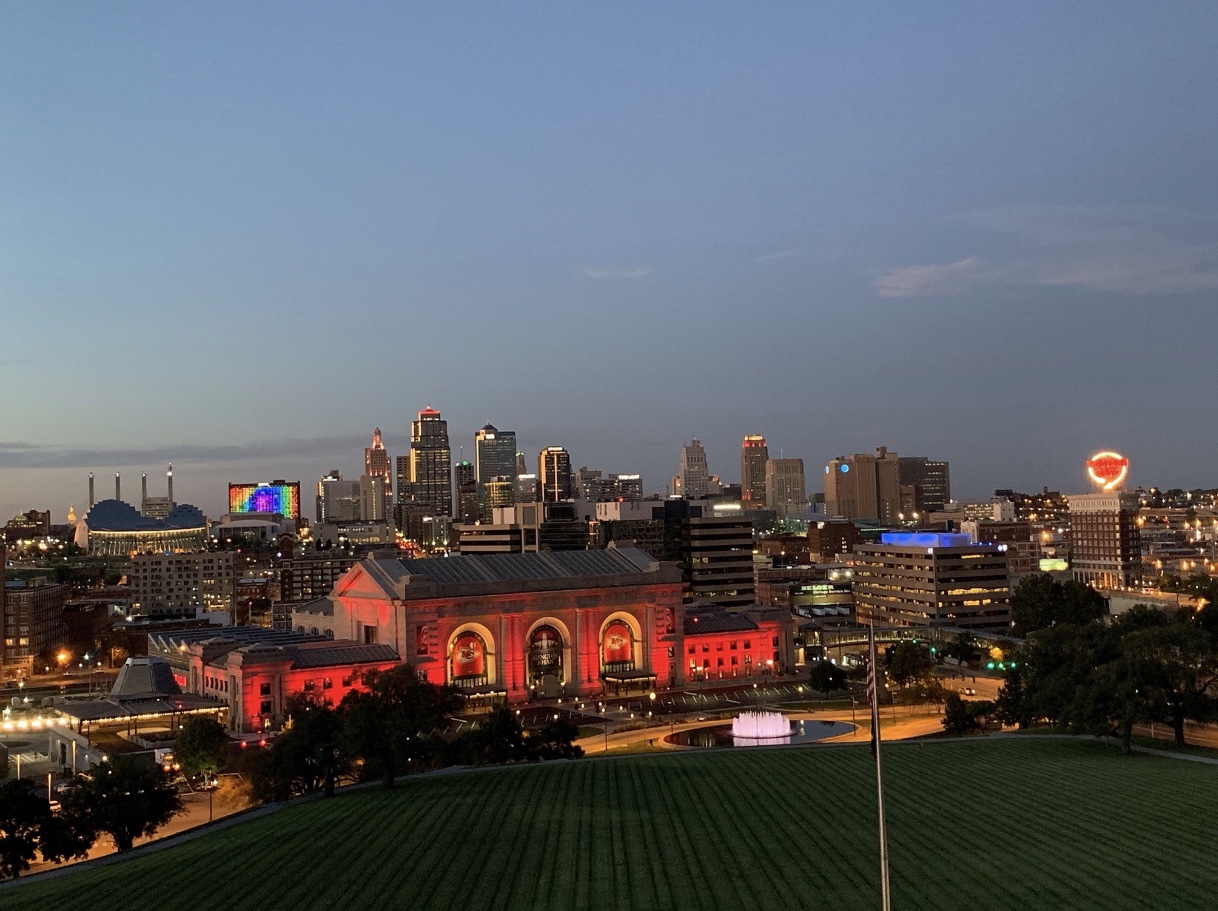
[869,619,892,911]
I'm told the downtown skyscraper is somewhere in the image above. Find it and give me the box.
[677,440,709,498]
[404,408,453,517]
[475,424,518,519]
[539,446,573,502]
[740,434,769,504]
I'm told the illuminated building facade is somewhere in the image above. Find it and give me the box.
[897,457,951,514]
[765,458,806,515]
[475,425,518,519]
[852,532,1011,631]
[1067,492,1142,589]
[824,447,902,523]
[75,500,208,556]
[129,551,236,617]
[404,408,453,518]
[677,440,710,499]
[2,575,68,672]
[300,547,690,701]
[148,627,398,733]
[740,435,769,505]
[539,446,573,502]
[229,481,301,520]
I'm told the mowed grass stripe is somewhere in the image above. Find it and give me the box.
[5,739,1218,911]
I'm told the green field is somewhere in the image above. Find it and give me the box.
[5,739,1217,911]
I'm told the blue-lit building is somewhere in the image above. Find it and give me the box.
[74,500,208,557]
[851,532,1012,632]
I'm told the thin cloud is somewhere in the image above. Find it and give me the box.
[753,249,797,263]
[874,256,999,298]
[0,436,367,470]
[875,205,1218,298]
[584,266,652,279]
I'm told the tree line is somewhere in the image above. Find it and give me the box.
[997,575,1218,753]
[240,665,583,802]
[0,758,181,880]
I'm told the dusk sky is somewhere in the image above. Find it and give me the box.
[3,3,1218,521]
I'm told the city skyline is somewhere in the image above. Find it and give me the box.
[4,4,1218,519]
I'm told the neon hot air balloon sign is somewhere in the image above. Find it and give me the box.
[1086,451,1129,491]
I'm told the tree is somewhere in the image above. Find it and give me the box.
[263,698,350,798]
[942,631,981,665]
[174,716,230,781]
[63,759,183,852]
[885,641,935,688]
[1122,617,1218,747]
[0,779,54,879]
[341,666,461,789]
[807,659,847,698]
[941,692,995,735]
[1010,574,1106,637]
[526,717,584,761]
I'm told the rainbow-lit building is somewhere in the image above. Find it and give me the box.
[228,481,301,520]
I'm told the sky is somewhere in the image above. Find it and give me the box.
[3,2,1218,521]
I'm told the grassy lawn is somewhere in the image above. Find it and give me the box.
[5,739,1217,911]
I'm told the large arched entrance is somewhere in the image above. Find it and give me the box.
[527,624,564,699]
[448,628,491,690]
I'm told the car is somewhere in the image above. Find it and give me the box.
[963,687,977,696]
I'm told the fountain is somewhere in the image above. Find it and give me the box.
[730,710,792,745]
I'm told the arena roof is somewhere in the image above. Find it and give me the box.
[83,499,206,532]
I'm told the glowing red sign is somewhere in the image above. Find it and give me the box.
[1086,451,1129,491]
[451,632,485,678]
[602,621,633,665]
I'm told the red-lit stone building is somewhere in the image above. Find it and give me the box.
[291,547,796,702]
[148,627,398,733]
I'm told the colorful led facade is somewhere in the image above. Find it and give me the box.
[228,482,301,519]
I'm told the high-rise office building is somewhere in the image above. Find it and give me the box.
[573,468,643,500]
[765,459,807,515]
[824,447,901,523]
[740,435,769,504]
[678,440,710,499]
[454,461,479,524]
[475,425,518,486]
[539,447,573,502]
[364,428,394,521]
[515,452,528,477]
[359,475,391,523]
[317,471,361,523]
[514,474,540,504]
[475,425,518,519]
[365,428,392,486]
[406,408,453,518]
[898,457,951,514]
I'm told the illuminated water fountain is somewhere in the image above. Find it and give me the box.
[731,710,792,745]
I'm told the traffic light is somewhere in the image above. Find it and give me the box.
[986,661,995,670]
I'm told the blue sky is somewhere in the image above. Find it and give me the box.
[2,3,1217,520]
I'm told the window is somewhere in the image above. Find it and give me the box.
[323,678,333,690]
[688,645,695,655]
[702,644,710,653]
[730,641,737,650]
[744,640,752,650]
[303,680,315,692]
[259,682,271,696]
[341,676,353,687]
[667,647,675,659]
[260,700,273,715]
[716,658,724,667]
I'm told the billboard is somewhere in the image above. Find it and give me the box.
[1086,452,1129,492]
[228,482,301,519]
